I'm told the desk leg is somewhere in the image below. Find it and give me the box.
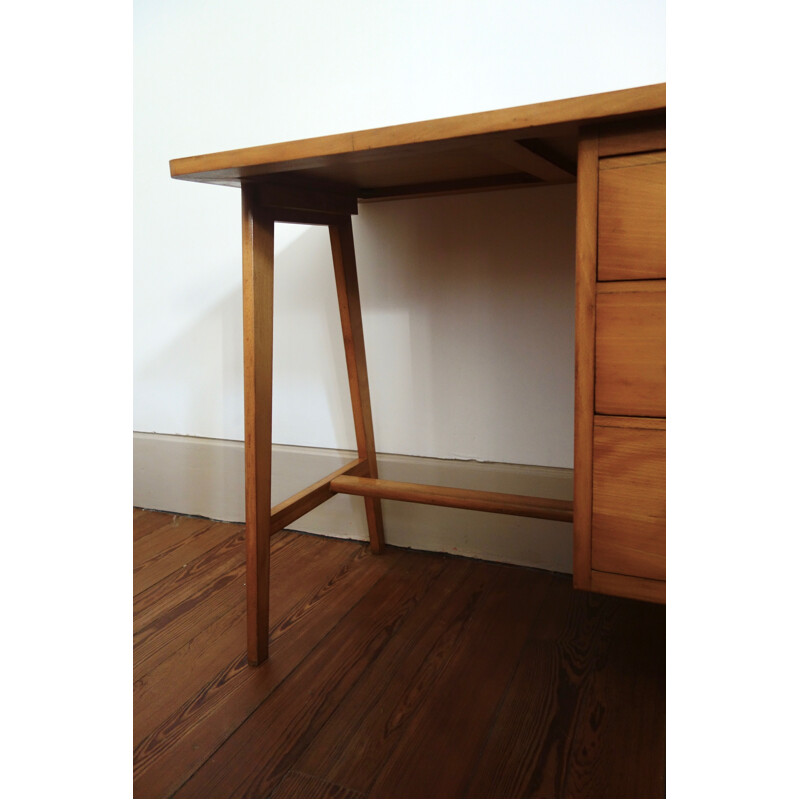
[242,187,274,665]
[329,218,385,554]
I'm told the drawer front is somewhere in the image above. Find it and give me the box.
[592,423,665,581]
[595,282,665,417]
[598,154,665,280]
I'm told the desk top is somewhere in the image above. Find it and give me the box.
[170,83,665,201]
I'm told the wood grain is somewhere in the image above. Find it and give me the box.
[134,519,235,595]
[290,556,482,791]
[241,185,275,665]
[598,156,666,280]
[133,510,665,799]
[561,594,665,795]
[596,279,666,293]
[465,579,617,798]
[270,458,368,534]
[597,117,666,157]
[590,569,665,604]
[329,217,385,554]
[594,414,666,430]
[572,127,599,591]
[594,281,666,418]
[135,532,313,741]
[268,770,364,799]
[357,172,538,201]
[478,137,575,182]
[134,534,392,799]
[173,551,454,798]
[599,151,665,170]
[170,84,666,186]
[592,425,666,581]
[252,181,357,216]
[133,528,246,680]
[134,514,215,567]
[133,509,180,542]
[364,565,552,799]
[330,475,574,522]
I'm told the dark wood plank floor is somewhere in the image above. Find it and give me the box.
[133,508,665,799]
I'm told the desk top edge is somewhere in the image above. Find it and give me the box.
[169,83,665,186]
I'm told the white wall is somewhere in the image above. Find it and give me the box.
[134,0,665,467]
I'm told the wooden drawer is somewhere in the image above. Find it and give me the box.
[595,281,665,417]
[592,420,665,581]
[598,153,665,280]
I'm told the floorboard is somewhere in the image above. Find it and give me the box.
[134,519,237,595]
[133,509,182,542]
[268,770,364,799]
[132,508,665,799]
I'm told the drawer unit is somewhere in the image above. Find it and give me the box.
[574,119,666,605]
[595,281,666,417]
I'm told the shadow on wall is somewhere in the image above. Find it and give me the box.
[135,284,245,439]
[353,183,577,467]
[138,182,577,468]
[135,224,360,450]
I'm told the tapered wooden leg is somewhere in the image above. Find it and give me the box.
[241,186,274,664]
[329,217,385,553]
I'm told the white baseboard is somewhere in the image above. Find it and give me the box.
[133,432,574,573]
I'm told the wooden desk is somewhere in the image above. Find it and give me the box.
[171,83,667,664]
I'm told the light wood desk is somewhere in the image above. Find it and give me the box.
[171,83,666,665]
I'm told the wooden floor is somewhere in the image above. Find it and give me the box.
[133,508,665,799]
